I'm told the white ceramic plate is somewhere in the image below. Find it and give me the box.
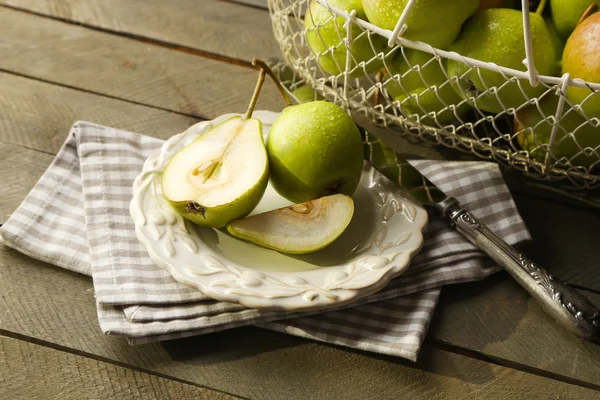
[130,111,428,311]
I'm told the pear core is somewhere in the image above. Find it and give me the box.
[162,116,268,214]
[227,194,355,254]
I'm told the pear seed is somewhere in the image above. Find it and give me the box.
[290,201,314,214]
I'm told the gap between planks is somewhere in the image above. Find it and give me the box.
[0,329,250,400]
[0,4,254,69]
[2,325,598,396]
[427,340,600,392]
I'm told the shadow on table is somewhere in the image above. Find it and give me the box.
[161,326,304,364]
[428,272,529,348]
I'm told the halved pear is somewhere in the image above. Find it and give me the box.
[161,116,269,228]
[226,194,354,254]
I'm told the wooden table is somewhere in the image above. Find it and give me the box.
[1,1,599,398]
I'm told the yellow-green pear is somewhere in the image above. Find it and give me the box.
[385,49,471,125]
[290,84,323,103]
[305,0,386,76]
[267,101,364,203]
[515,95,600,167]
[161,67,270,228]
[562,12,600,118]
[447,9,557,114]
[227,194,354,254]
[550,0,600,39]
[544,15,565,62]
[362,0,478,49]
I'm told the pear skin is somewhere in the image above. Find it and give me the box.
[562,12,600,118]
[363,0,478,49]
[447,9,557,114]
[385,49,471,125]
[162,117,269,228]
[227,194,355,254]
[305,0,386,76]
[550,0,600,39]
[267,101,364,203]
[515,95,600,167]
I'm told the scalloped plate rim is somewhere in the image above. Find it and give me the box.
[130,110,428,312]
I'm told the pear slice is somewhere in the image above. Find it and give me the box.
[226,194,354,254]
[161,116,269,227]
[161,61,275,228]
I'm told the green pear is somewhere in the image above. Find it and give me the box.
[447,9,557,114]
[562,12,600,118]
[267,101,364,203]
[385,49,471,125]
[227,194,354,254]
[161,69,270,228]
[515,94,600,167]
[290,84,323,103]
[550,0,600,39]
[544,15,565,62]
[362,0,478,50]
[305,0,386,76]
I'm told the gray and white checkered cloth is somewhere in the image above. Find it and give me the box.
[0,121,531,361]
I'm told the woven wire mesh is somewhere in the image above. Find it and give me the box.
[268,0,600,189]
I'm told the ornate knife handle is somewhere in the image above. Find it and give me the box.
[440,198,600,342]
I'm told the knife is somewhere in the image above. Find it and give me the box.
[362,130,600,342]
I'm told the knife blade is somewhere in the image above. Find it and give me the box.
[362,129,600,342]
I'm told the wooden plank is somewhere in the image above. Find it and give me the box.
[0,0,281,63]
[2,142,600,389]
[227,0,269,9]
[0,6,284,151]
[431,273,600,387]
[0,335,238,400]
[0,72,198,155]
[0,248,597,399]
[1,71,600,391]
[0,72,202,221]
[513,193,600,291]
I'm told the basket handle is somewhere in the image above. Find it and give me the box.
[387,0,416,47]
[521,0,540,87]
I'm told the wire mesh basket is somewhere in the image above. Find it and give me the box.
[268,0,600,189]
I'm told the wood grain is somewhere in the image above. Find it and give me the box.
[0,7,284,140]
[513,194,600,291]
[0,247,597,399]
[430,273,600,387]
[0,335,238,400]
[226,0,269,9]
[1,72,600,390]
[0,0,280,63]
[0,72,198,155]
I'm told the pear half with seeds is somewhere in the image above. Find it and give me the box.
[161,65,270,228]
[226,194,354,254]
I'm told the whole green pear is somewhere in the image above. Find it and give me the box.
[544,15,565,61]
[290,84,323,103]
[362,0,478,49]
[305,0,386,76]
[447,9,557,114]
[515,95,600,167]
[562,12,600,118]
[550,0,600,39]
[385,49,471,125]
[267,101,364,203]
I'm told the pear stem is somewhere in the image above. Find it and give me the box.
[374,71,383,106]
[244,67,266,120]
[535,0,547,15]
[252,58,292,106]
[577,3,598,26]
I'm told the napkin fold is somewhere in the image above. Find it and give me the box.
[0,121,531,361]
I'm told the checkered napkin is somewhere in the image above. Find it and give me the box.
[0,121,531,361]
